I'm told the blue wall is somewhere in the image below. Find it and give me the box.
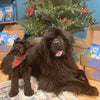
[17,0,28,23]
[87,0,100,25]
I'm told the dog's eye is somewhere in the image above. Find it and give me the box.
[14,41,18,44]
[48,39,53,43]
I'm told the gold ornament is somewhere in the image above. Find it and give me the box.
[61,11,64,13]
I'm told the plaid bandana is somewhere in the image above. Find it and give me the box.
[12,52,27,69]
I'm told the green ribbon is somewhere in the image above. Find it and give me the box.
[12,56,17,69]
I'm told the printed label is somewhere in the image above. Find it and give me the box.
[93,71,100,80]
[88,59,100,69]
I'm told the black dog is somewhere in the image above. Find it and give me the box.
[1,38,34,97]
[27,27,99,96]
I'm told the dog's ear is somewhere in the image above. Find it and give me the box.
[14,38,20,43]
[40,37,49,55]
[23,39,32,49]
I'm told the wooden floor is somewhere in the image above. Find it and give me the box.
[76,63,100,100]
[0,38,100,100]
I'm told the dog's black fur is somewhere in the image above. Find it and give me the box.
[0,38,34,97]
[27,27,99,96]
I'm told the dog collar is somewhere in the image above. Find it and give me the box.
[12,52,27,69]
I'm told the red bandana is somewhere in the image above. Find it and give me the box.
[12,52,27,69]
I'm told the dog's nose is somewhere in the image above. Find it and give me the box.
[54,41,60,46]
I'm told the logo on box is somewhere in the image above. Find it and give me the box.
[0,46,9,52]
[88,59,100,69]
[93,71,100,80]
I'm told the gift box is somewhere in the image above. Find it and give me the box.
[80,25,100,81]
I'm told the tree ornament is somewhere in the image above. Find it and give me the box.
[52,23,55,26]
[62,18,66,22]
[61,11,64,13]
[27,13,29,16]
[27,9,34,16]
[66,19,69,22]
[82,8,87,13]
[81,22,84,25]
[87,10,90,14]
[69,21,72,24]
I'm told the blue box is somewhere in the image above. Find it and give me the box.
[0,3,16,22]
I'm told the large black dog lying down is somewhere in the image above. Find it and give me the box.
[1,38,34,97]
[28,27,99,96]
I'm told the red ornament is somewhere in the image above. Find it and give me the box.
[82,10,85,13]
[82,8,87,13]
[30,9,34,15]
[87,10,90,14]
[84,8,87,11]
[27,9,34,16]
[69,21,72,24]
[27,13,29,16]
[66,19,69,22]
[62,18,66,22]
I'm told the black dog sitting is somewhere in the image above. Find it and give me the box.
[0,38,34,97]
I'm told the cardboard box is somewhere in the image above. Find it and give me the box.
[0,46,12,61]
[85,67,100,81]
[80,25,100,81]
[0,25,25,62]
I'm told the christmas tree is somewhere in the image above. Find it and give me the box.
[21,0,99,38]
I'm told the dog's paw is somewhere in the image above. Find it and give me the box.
[86,86,99,96]
[76,70,89,84]
[9,90,19,97]
[24,89,34,96]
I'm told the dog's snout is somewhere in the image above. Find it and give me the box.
[15,46,19,49]
[54,41,60,46]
